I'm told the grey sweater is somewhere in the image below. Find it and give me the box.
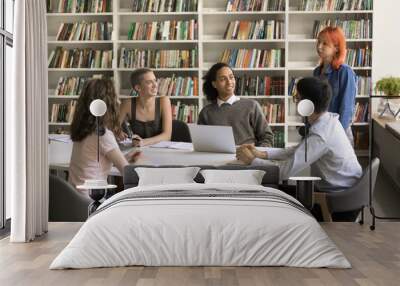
[198,99,274,147]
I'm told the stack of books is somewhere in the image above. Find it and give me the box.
[48,47,113,68]
[119,48,198,68]
[353,102,369,123]
[127,20,197,41]
[171,102,198,123]
[223,20,285,40]
[298,0,373,11]
[54,74,108,95]
[346,47,372,67]
[225,0,285,11]
[273,130,285,148]
[357,76,372,95]
[48,0,112,13]
[261,103,285,123]
[157,75,198,97]
[131,0,198,12]
[50,101,77,123]
[56,21,113,41]
[235,75,284,96]
[219,48,284,68]
[312,18,372,39]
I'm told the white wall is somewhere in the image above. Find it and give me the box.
[373,0,400,82]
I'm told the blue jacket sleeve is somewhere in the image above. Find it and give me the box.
[338,66,357,129]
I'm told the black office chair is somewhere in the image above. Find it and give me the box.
[49,174,91,222]
[171,119,192,142]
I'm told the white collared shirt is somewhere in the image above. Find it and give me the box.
[252,112,362,191]
[217,95,240,107]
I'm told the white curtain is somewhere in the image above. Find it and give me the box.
[7,0,48,242]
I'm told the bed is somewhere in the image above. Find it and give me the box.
[50,165,350,269]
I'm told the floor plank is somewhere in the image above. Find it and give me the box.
[0,222,399,286]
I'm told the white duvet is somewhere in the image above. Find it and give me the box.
[50,183,351,269]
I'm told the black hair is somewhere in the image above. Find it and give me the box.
[202,62,233,102]
[130,68,153,91]
[296,77,332,113]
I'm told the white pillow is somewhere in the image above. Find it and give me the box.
[135,167,201,186]
[200,169,266,185]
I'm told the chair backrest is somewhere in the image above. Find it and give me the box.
[49,174,91,222]
[327,158,380,213]
[171,120,192,142]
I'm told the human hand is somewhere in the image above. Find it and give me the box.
[115,130,128,142]
[237,144,268,160]
[126,150,142,163]
[132,135,143,147]
[236,146,255,165]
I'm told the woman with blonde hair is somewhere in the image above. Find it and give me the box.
[69,78,140,194]
[314,26,357,144]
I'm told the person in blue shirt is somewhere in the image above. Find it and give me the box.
[314,26,357,145]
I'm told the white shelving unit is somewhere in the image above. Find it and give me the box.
[47,0,373,153]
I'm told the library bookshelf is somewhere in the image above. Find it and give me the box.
[47,0,373,153]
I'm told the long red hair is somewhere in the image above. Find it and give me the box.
[317,26,347,70]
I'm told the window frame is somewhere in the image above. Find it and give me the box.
[0,0,13,231]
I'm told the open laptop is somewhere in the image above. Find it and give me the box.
[188,124,236,153]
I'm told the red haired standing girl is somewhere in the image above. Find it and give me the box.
[314,26,357,145]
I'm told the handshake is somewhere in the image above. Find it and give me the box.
[236,144,268,164]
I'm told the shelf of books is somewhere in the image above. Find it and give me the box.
[46,0,373,153]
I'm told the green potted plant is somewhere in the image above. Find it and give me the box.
[375,77,400,96]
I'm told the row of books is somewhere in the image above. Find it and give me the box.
[48,0,111,13]
[157,76,198,97]
[56,21,113,41]
[353,129,368,150]
[225,0,285,12]
[223,20,285,40]
[48,47,113,68]
[119,48,198,69]
[273,130,285,148]
[357,76,372,95]
[353,101,369,123]
[220,48,284,68]
[171,102,198,123]
[298,0,372,11]
[312,18,372,39]
[261,103,285,124]
[127,20,198,41]
[131,0,198,12]
[235,75,284,96]
[54,74,107,95]
[346,47,371,67]
[50,101,77,123]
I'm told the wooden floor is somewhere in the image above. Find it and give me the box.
[0,222,399,286]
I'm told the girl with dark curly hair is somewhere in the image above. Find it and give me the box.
[69,78,140,193]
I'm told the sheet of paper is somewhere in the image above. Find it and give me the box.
[149,141,193,151]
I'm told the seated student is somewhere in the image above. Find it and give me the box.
[119,68,172,147]
[198,62,274,147]
[69,79,140,194]
[236,77,362,192]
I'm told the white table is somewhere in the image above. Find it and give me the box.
[49,141,241,176]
